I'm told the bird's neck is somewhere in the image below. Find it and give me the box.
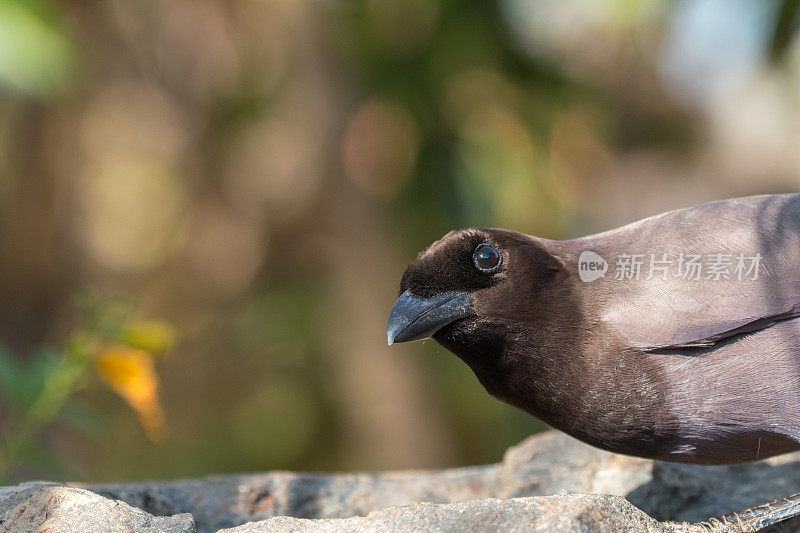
[450,321,675,461]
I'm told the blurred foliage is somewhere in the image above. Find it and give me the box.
[0,0,77,97]
[0,0,798,482]
[0,296,173,482]
[770,0,800,60]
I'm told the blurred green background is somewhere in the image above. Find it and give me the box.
[1,0,799,482]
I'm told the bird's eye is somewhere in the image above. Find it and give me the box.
[473,244,501,272]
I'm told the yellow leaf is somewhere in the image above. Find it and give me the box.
[121,321,176,356]
[94,344,168,441]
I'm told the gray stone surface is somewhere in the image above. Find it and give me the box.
[83,432,656,531]
[0,481,195,532]
[83,431,800,531]
[220,494,668,533]
[1,431,799,531]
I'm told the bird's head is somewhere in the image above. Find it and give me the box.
[387,228,571,367]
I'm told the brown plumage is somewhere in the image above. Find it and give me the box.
[387,194,800,465]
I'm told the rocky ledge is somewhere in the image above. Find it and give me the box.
[3,432,800,532]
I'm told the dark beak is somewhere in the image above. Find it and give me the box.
[387,290,475,346]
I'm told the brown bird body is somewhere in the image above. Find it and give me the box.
[387,194,800,465]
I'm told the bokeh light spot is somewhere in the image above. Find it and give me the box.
[342,99,420,198]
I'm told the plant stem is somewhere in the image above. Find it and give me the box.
[0,331,96,478]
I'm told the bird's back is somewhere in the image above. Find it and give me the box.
[561,193,800,351]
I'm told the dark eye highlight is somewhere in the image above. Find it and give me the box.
[473,243,501,272]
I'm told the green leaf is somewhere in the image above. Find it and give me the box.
[0,0,78,98]
[0,346,63,412]
[56,400,105,438]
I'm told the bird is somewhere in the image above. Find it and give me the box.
[386,193,800,530]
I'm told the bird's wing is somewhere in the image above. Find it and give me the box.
[567,194,800,351]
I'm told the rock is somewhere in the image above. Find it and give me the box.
[1,431,799,531]
[220,494,669,533]
[0,481,195,533]
[83,432,800,531]
[84,432,657,531]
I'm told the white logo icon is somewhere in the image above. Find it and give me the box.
[578,251,608,282]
